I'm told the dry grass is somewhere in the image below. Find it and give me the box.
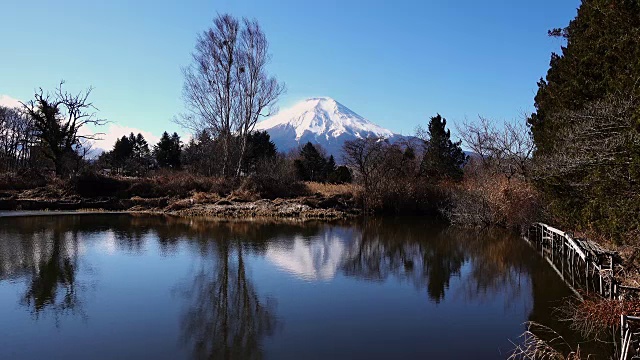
[447,172,540,230]
[191,191,220,204]
[304,182,361,197]
[509,322,584,360]
[557,296,640,340]
[0,171,48,191]
[71,171,236,199]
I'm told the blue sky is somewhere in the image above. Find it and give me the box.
[0,0,579,149]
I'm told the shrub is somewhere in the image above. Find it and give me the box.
[0,170,48,191]
[238,157,308,199]
[123,171,236,198]
[447,164,540,230]
[71,171,129,198]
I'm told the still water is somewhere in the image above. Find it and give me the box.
[0,214,604,359]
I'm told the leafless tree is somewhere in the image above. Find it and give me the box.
[234,19,284,177]
[342,137,388,193]
[178,14,284,177]
[457,117,535,181]
[533,94,639,191]
[0,106,33,171]
[448,118,539,229]
[21,81,106,176]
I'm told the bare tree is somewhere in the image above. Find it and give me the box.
[533,94,639,191]
[21,81,106,176]
[234,19,285,177]
[178,14,284,177]
[342,137,388,193]
[0,106,33,172]
[448,118,539,229]
[457,117,534,181]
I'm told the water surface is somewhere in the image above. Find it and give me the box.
[0,214,605,359]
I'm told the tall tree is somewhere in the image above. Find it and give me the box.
[21,81,106,176]
[182,130,218,176]
[342,137,388,193]
[100,132,152,176]
[178,14,284,177]
[527,0,640,240]
[294,142,328,182]
[154,132,182,169]
[242,130,277,174]
[0,106,33,172]
[419,114,466,181]
[529,0,640,155]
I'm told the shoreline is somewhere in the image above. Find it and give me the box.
[0,195,359,220]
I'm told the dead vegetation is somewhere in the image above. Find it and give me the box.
[509,322,584,360]
[0,171,358,219]
[558,296,640,340]
[304,181,361,198]
[446,167,540,231]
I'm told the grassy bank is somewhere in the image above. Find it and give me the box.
[0,171,362,220]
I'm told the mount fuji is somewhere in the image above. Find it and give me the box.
[255,97,403,158]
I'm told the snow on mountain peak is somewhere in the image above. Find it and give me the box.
[255,97,397,157]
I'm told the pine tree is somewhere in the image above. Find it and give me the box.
[129,133,151,162]
[529,0,640,154]
[325,155,337,176]
[154,132,182,169]
[294,142,328,181]
[182,130,216,176]
[528,0,640,241]
[419,114,466,181]
[112,135,133,168]
[100,132,152,176]
[242,131,277,174]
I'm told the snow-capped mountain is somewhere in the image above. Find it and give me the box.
[265,227,360,281]
[265,235,348,281]
[255,97,402,158]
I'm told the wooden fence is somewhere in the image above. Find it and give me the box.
[525,223,640,359]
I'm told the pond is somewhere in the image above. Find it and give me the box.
[0,214,609,359]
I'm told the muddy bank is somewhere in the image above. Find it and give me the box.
[0,193,359,220]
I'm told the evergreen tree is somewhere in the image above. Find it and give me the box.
[528,0,640,240]
[182,130,217,176]
[329,165,353,184]
[100,132,152,176]
[242,131,277,174]
[325,155,337,176]
[529,0,640,154]
[111,135,134,167]
[294,142,328,181]
[419,115,466,181]
[131,133,151,162]
[154,132,182,169]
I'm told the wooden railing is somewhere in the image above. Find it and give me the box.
[525,223,640,360]
[525,222,617,299]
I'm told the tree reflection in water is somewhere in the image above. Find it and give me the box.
[342,218,533,305]
[178,227,279,360]
[0,217,86,323]
[22,229,81,318]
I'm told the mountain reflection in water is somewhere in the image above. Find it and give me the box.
[0,215,611,359]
